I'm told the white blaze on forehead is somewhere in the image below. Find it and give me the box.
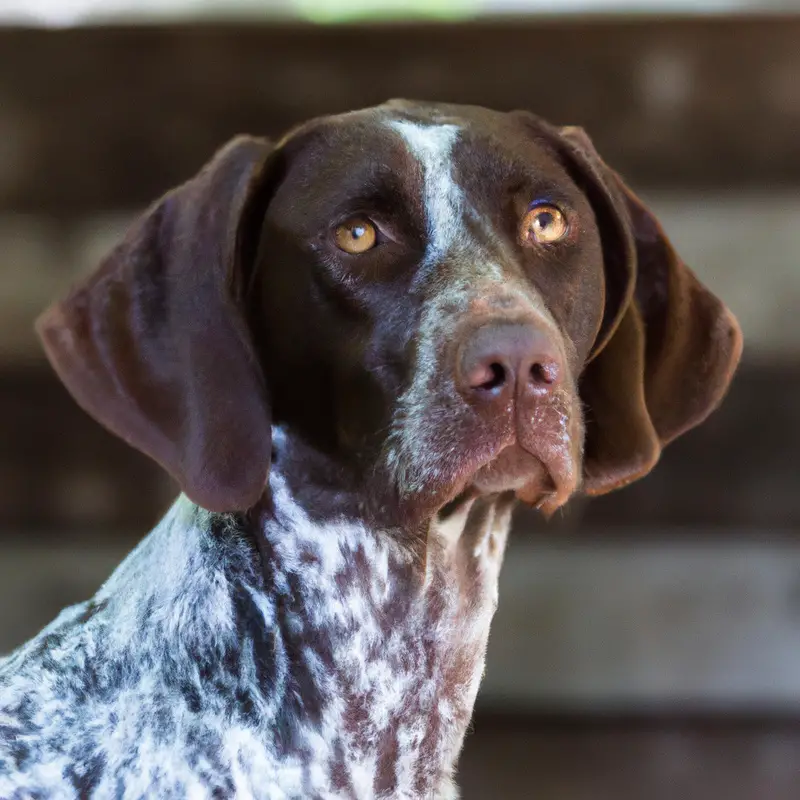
[387,120,464,260]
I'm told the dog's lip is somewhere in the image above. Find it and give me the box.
[515,468,574,517]
[470,442,551,494]
[465,421,579,513]
[427,433,576,520]
[463,431,577,511]
[513,395,581,514]
[420,395,581,515]
[514,432,580,516]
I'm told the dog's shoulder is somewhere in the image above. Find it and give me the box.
[0,499,267,797]
[0,593,112,793]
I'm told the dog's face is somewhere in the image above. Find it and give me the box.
[36,101,742,526]
[254,102,607,518]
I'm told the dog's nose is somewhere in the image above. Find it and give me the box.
[458,322,562,400]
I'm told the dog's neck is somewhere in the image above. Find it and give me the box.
[104,442,513,796]
[239,466,513,796]
[266,422,459,532]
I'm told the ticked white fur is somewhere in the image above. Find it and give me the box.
[0,461,508,798]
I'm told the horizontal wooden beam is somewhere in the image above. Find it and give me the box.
[459,716,800,798]
[485,536,800,713]
[0,16,799,212]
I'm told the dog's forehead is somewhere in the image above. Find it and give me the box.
[281,101,560,185]
[269,102,582,253]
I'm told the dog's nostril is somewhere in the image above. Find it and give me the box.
[530,360,559,386]
[470,362,507,392]
[484,363,507,391]
[459,322,563,399]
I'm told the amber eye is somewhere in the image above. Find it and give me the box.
[334,217,377,254]
[521,204,569,245]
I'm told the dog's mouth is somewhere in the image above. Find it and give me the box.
[385,384,582,523]
[469,435,579,516]
[471,442,550,494]
[458,384,583,514]
[427,403,581,522]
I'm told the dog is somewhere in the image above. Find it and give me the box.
[0,100,742,798]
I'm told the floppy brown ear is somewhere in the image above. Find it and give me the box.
[559,126,743,495]
[36,136,275,512]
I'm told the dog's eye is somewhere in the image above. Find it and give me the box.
[521,204,568,245]
[334,218,377,254]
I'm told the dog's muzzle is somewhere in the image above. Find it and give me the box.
[454,317,579,511]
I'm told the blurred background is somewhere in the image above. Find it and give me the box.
[1,0,799,797]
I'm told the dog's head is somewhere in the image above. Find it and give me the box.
[37,101,742,525]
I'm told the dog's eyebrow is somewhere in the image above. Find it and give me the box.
[386,120,464,263]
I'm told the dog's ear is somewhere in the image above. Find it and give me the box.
[558,126,743,495]
[36,136,276,513]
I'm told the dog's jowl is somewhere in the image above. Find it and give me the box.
[0,101,742,799]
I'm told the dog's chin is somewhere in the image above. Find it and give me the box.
[467,439,579,517]
[387,426,581,526]
[470,443,550,495]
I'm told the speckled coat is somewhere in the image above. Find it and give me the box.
[0,469,513,799]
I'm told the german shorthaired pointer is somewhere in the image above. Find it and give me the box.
[0,100,742,798]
